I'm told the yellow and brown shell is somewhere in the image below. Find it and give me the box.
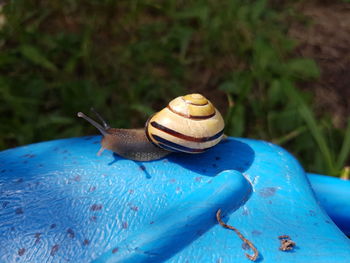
[145,94,225,153]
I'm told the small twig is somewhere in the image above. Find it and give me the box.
[216,209,259,261]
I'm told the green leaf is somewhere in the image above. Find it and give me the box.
[267,80,283,107]
[226,103,245,137]
[130,104,154,117]
[287,58,319,80]
[283,82,335,174]
[219,73,253,97]
[19,45,57,72]
[251,0,267,22]
[173,6,209,23]
[219,81,235,93]
[272,126,307,145]
[299,104,335,173]
[336,119,350,170]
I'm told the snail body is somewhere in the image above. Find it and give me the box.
[78,94,225,161]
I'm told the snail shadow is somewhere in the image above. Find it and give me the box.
[108,153,120,166]
[108,154,153,179]
[165,138,255,177]
[107,138,255,178]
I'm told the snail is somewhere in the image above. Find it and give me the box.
[77,93,225,161]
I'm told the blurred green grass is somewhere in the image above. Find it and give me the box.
[0,0,348,176]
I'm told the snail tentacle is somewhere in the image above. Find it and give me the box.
[90,107,110,129]
[77,112,109,136]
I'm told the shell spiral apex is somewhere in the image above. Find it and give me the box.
[145,93,225,154]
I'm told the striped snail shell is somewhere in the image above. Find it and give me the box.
[145,93,225,154]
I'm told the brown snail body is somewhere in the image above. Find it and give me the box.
[77,94,225,161]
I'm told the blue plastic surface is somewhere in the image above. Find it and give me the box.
[93,170,252,263]
[307,173,350,236]
[0,136,349,263]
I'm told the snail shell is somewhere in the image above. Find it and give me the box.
[145,93,225,154]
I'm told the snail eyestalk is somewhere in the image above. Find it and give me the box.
[77,112,108,136]
[90,107,110,129]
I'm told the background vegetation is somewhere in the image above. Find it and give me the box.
[0,0,349,177]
